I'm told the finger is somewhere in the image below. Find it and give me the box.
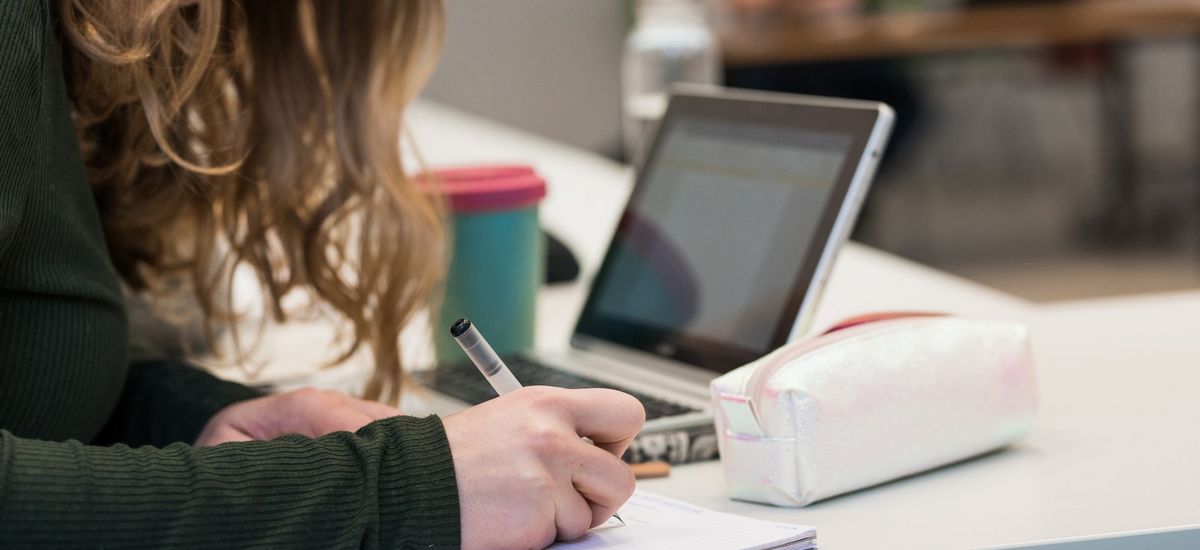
[553,473,596,542]
[570,442,638,527]
[340,396,401,420]
[560,388,646,456]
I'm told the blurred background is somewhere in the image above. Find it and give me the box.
[421,0,1200,302]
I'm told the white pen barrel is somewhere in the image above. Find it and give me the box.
[486,368,523,395]
[456,325,497,372]
[453,321,524,396]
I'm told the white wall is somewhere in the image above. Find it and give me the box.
[421,0,630,157]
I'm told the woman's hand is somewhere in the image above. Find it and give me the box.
[442,386,646,550]
[195,387,400,446]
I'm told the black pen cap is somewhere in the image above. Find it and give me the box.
[450,318,472,338]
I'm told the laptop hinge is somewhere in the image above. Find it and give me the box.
[568,334,719,391]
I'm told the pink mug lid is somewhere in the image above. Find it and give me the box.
[424,164,547,213]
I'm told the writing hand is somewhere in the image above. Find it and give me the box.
[442,386,646,549]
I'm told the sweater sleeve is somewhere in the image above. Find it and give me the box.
[92,356,266,448]
[0,415,461,549]
[0,0,40,264]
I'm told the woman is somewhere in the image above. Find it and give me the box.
[0,1,644,548]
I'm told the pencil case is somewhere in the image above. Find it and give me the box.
[710,313,1037,507]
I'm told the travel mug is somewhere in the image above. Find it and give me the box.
[431,165,547,363]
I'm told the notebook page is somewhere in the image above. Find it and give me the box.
[551,490,816,550]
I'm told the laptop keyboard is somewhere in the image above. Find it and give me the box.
[416,356,700,421]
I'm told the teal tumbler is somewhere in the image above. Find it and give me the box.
[432,165,547,363]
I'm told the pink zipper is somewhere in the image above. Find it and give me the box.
[742,313,949,410]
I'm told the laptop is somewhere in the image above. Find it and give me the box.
[418,86,894,435]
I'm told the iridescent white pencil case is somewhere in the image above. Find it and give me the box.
[711,314,1037,507]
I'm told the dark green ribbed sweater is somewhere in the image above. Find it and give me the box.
[0,1,460,547]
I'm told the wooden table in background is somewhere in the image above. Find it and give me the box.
[722,0,1200,251]
[721,0,1200,67]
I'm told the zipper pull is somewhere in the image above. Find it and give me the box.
[718,393,764,437]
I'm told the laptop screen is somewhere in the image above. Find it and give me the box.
[575,90,888,372]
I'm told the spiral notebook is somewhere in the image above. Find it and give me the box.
[551,491,817,550]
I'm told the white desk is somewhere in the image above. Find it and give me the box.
[406,101,1200,548]
[222,100,1200,548]
[637,291,1200,549]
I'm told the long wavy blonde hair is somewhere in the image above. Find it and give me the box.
[56,0,447,402]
